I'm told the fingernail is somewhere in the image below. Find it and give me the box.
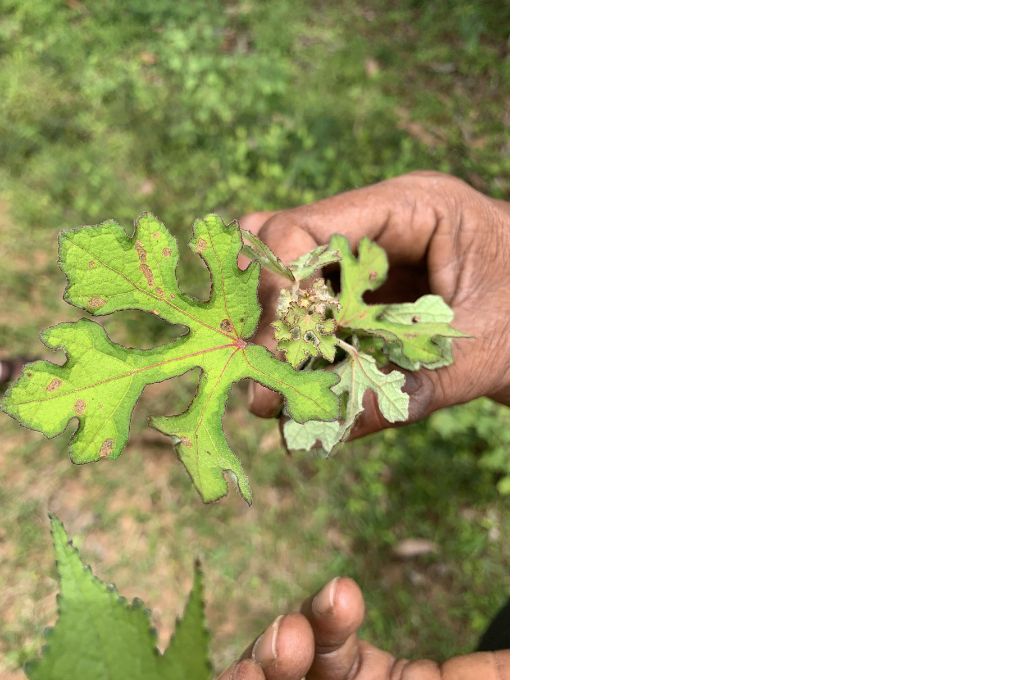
[312,577,337,617]
[252,615,282,666]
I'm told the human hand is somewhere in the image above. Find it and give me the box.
[216,576,510,680]
[239,171,510,439]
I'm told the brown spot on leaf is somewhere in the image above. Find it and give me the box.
[99,438,114,458]
[368,271,378,281]
[46,378,61,392]
[411,315,421,323]
[135,241,155,285]
[180,436,193,447]
[154,287,164,297]
[169,293,176,299]
[162,247,171,257]
[88,296,105,310]
[220,319,235,333]
[195,238,207,253]
[74,399,86,415]
[88,260,97,269]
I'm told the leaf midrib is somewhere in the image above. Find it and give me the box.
[7,343,236,406]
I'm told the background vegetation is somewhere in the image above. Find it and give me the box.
[0,0,509,675]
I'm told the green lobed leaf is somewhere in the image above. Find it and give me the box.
[331,236,466,370]
[283,347,409,453]
[0,213,341,503]
[333,346,410,437]
[288,242,344,281]
[282,418,344,456]
[377,296,457,370]
[26,516,211,680]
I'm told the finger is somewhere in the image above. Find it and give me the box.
[299,577,366,680]
[378,651,510,680]
[238,211,279,235]
[393,659,442,679]
[264,172,460,267]
[351,642,399,680]
[217,659,266,680]
[439,651,510,680]
[247,612,316,680]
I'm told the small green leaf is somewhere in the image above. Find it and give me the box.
[26,516,211,680]
[283,347,409,452]
[240,228,295,282]
[282,418,344,455]
[0,213,341,503]
[379,295,457,325]
[333,347,409,436]
[378,296,457,370]
[289,242,343,280]
[332,237,466,369]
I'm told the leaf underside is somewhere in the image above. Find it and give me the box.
[0,213,340,503]
[26,516,211,680]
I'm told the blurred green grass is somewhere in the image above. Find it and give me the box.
[0,0,508,674]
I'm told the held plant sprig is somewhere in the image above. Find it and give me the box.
[245,233,467,454]
[1,213,465,502]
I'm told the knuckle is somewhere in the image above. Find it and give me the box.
[401,170,471,197]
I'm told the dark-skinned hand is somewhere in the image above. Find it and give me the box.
[216,576,510,680]
[238,171,510,439]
